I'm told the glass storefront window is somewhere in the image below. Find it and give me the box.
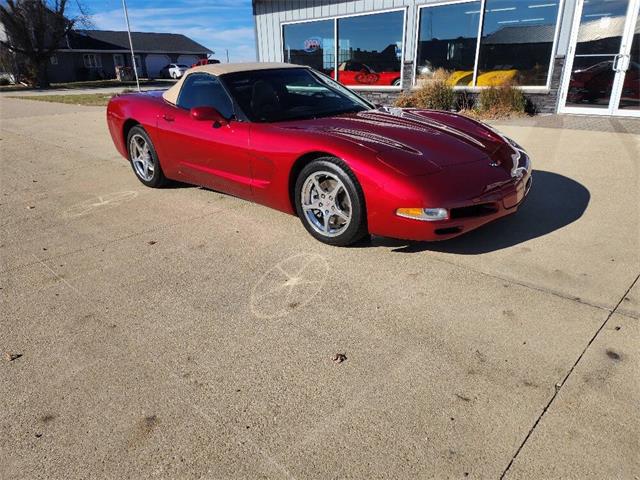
[574,0,629,55]
[336,11,404,87]
[282,20,335,78]
[416,1,482,86]
[282,11,404,88]
[477,0,560,86]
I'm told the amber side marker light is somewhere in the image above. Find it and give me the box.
[396,208,449,221]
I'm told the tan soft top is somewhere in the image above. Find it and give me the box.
[162,62,302,105]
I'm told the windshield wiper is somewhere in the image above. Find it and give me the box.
[332,106,367,116]
[266,106,367,123]
[304,106,366,120]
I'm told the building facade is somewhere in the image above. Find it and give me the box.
[253,0,639,117]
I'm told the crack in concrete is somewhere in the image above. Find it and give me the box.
[428,254,615,313]
[498,273,640,479]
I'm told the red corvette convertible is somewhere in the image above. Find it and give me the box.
[107,63,531,246]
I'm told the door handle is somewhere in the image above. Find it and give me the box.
[619,54,630,72]
[162,113,175,122]
[612,54,622,71]
[613,54,631,72]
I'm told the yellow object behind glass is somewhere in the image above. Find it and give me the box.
[475,70,518,86]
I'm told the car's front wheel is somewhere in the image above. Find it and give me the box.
[126,126,167,188]
[294,158,368,246]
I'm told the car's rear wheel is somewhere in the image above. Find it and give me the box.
[295,158,368,246]
[126,126,167,188]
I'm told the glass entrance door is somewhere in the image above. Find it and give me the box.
[613,5,640,114]
[561,0,640,116]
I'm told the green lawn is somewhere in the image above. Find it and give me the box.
[50,79,171,89]
[0,79,172,93]
[8,93,115,106]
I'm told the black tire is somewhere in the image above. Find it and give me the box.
[294,157,368,247]
[126,125,167,188]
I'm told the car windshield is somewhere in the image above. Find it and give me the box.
[221,68,374,123]
[177,65,189,68]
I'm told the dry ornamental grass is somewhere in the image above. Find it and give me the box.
[395,69,529,119]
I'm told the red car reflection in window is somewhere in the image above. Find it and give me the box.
[568,59,639,107]
[337,61,401,86]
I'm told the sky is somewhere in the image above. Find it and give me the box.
[67,0,256,62]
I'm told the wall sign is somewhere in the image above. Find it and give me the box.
[303,37,322,53]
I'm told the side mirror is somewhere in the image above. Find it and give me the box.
[190,106,228,127]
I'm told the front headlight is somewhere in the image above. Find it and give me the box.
[396,207,449,222]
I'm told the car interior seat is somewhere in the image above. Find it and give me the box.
[251,80,281,120]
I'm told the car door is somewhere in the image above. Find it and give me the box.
[157,72,252,199]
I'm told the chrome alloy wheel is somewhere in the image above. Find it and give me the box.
[129,133,154,182]
[300,170,352,237]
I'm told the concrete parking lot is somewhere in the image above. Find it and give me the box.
[1,96,638,479]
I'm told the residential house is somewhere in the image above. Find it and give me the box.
[47,29,213,82]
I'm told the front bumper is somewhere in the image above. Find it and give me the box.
[374,154,533,242]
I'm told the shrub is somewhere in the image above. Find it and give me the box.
[395,70,531,119]
[0,77,10,86]
[454,90,475,111]
[394,92,416,108]
[394,68,454,111]
[414,80,455,110]
[477,84,527,116]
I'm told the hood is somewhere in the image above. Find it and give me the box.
[276,108,510,176]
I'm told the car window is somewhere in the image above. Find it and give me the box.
[221,68,373,122]
[176,73,234,118]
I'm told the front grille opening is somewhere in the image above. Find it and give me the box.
[435,227,462,236]
[449,203,498,219]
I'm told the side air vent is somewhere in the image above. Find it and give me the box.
[449,203,498,219]
[435,227,462,236]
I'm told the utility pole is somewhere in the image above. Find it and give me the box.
[121,0,140,91]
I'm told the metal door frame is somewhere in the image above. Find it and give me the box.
[559,0,640,116]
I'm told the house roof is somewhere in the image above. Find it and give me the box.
[483,24,557,45]
[456,16,639,45]
[65,30,212,54]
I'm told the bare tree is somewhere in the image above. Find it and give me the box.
[0,1,89,88]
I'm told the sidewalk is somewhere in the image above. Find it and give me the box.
[492,113,640,135]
